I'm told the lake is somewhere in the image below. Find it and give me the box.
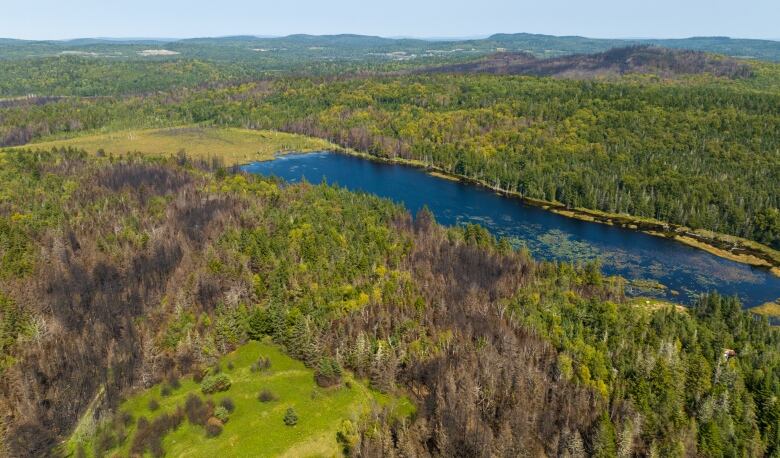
[242,152,780,307]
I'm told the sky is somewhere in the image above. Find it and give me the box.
[1,0,779,41]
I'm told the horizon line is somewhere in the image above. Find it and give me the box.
[1,32,779,43]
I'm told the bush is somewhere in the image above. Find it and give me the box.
[148,399,160,411]
[251,356,272,373]
[184,394,212,426]
[205,417,224,437]
[193,367,206,383]
[120,411,134,426]
[130,409,184,457]
[227,361,234,370]
[220,397,235,413]
[258,389,278,403]
[200,373,232,394]
[160,385,171,397]
[283,407,298,426]
[168,375,181,390]
[213,406,230,423]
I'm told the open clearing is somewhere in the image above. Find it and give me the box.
[17,126,338,165]
[750,300,780,320]
[68,340,413,457]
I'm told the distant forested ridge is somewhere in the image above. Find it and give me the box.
[418,46,755,79]
[0,149,778,457]
[1,33,779,97]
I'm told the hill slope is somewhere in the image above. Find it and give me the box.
[417,46,754,79]
[0,148,779,456]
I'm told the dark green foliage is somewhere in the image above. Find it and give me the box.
[184,394,212,426]
[315,357,343,387]
[592,412,617,457]
[147,399,160,411]
[219,397,235,413]
[167,375,181,390]
[130,408,184,457]
[4,69,779,249]
[247,307,272,340]
[250,355,272,373]
[0,150,778,456]
[283,407,298,426]
[258,389,277,403]
[200,373,232,394]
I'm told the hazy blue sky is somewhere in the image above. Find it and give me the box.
[2,0,778,40]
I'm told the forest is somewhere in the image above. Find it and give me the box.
[1,33,780,457]
[2,61,779,249]
[0,148,777,457]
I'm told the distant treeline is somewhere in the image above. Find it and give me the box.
[4,71,778,248]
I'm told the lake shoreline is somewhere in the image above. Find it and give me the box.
[323,148,780,278]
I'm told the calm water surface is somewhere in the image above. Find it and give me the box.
[242,152,780,307]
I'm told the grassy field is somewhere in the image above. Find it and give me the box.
[749,300,780,320]
[15,126,338,165]
[68,340,413,457]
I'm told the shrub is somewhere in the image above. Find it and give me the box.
[193,367,206,383]
[220,397,235,413]
[94,427,118,456]
[201,373,232,394]
[168,375,181,390]
[184,394,212,425]
[251,356,272,372]
[130,408,184,457]
[205,417,223,437]
[258,389,278,403]
[160,385,171,397]
[213,406,230,423]
[120,411,134,426]
[148,399,160,411]
[283,407,298,426]
[227,361,234,370]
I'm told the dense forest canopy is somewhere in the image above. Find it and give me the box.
[1,37,780,457]
[2,62,779,249]
[0,149,777,457]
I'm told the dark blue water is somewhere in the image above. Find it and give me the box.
[242,152,780,307]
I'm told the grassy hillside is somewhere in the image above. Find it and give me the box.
[67,340,412,457]
[22,126,337,165]
[750,300,780,320]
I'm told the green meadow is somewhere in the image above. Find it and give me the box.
[16,126,338,166]
[68,340,413,457]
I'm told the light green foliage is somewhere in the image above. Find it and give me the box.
[0,293,33,370]
[200,373,232,394]
[213,406,229,423]
[513,278,780,456]
[69,340,411,457]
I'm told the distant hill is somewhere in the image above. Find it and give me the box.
[1,32,778,62]
[417,45,755,79]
